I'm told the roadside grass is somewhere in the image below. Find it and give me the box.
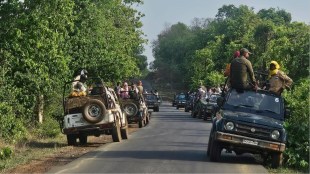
[0,135,66,173]
[268,167,307,173]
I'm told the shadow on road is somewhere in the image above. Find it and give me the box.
[80,149,261,165]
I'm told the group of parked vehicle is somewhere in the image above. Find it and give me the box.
[59,74,161,146]
[173,85,290,168]
[173,90,220,121]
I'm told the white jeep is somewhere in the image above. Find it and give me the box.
[62,77,128,146]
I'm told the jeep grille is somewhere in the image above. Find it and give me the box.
[231,121,281,142]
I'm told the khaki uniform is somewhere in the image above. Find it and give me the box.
[269,70,293,95]
[230,56,256,89]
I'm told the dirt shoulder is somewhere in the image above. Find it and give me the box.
[3,125,139,174]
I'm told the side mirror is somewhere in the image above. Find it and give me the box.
[217,97,225,107]
[284,108,291,119]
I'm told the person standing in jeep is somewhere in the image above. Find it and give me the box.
[230,48,258,91]
[268,61,293,95]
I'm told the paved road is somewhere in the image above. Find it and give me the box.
[48,101,268,173]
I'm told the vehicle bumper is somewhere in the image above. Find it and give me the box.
[177,103,186,107]
[147,104,159,109]
[63,123,114,135]
[215,132,285,152]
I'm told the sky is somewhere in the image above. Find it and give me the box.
[134,0,310,64]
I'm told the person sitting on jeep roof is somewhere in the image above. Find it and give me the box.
[230,48,258,91]
[70,69,88,97]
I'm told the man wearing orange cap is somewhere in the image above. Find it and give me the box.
[268,61,293,95]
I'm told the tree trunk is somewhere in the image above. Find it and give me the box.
[37,94,44,124]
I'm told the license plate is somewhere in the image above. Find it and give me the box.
[242,139,258,145]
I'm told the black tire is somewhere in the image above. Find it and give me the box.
[82,99,106,123]
[271,152,283,168]
[79,134,87,145]
[123,103,138,117]
[146,113,150,124]
[67,134,77,146]
[121,118,129,139]
[138,119,143,128]
[210,139,222,162]
[191,110,197,118]
[112,119,122,142]
[198,109,202,119]
[207,136,212,157]
[154,107,159,112]
[185,107,189,112]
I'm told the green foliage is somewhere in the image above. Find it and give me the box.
[206,71,225,87]
[282,78,309,172]
[34,117,61,138]
[0,0,146,144]
[0,147,13,160]
[151,5,309,171]
[0,102,27,143]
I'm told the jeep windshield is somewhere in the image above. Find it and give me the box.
[144,94,157,101]
[224,89,284,120]
[177,94,186,100]
[209,94,220,102]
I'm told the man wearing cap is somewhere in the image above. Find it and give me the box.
[230,48,257,91]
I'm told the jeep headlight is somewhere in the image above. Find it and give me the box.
[224,122,234,131]
[271,130,280,140]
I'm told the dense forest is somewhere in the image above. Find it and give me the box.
[149,5,309,171]
[0,0,147,153]
[0,0,308,172]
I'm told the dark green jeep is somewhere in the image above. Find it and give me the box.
[207,89,289,168]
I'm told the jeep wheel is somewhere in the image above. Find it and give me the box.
[138,119,143,128]
[79,134,87,145]
[154,107,159,112]
[185,107,189,112]
[210,139,222,162]
[112,119,122,142]
[207,136,212,157]
[82,99,106,123]
[123,103,138,117]
[271,152,283,168]
[146,113,150,124]
[191,110,197,118]
[121,118,129,139]
[67,134,77,146]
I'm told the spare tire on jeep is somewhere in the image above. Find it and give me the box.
[82,99,106,123]
[123,103,138,117]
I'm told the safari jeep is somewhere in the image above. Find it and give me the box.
[207,88,289,168]
[61,77,129,146]
[119,92,150,128]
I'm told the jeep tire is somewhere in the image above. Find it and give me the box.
[210,139,222,162]
[112,119,122,142]
[67,134,77,146]
[121,118,129,139]
[271,152,283,168]
[79,134,87,145]
[82,99,106,123]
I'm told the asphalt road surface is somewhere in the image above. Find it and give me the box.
[48,101,268,173]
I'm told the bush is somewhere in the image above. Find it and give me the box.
[35,117,61,138]
[283,78,309,172]
[0,102,27,143]
[0,147,13,160]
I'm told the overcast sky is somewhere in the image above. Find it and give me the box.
[134,0,310,64]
